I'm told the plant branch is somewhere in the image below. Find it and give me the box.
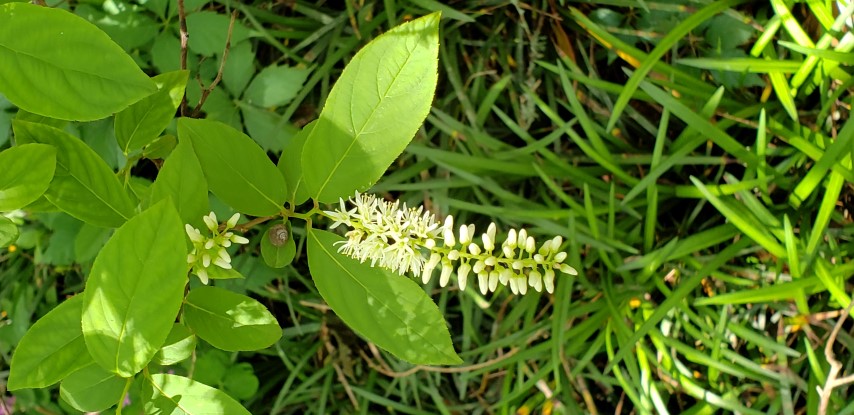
[177,0,189,116]
[191,10,238,118]
[818,300,854,414]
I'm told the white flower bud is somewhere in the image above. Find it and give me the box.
[197,268,209,285]
[525,236,536,253]
[509,277,519,295]
[533,254,545,263]
[478,272,489,295]
[518,277,528,295]
[517,229,527,248]
[499,268,511,285]
[482,232,494,252]
[457,263,471,291]
[503,245,515,258]
[484,256,496,267]
[529,270,543,292]
[447,249,460,260]
[226,213,240,228]
[203,212,218,232]
[468,243,481,255]
[440,261,453,287]
[554,252,568,262]
[204,239,215,250]
[186,225,204,243]
[506,229,517,248]
[560,264,578,275]
[488,271,499,292]
[214,257,232,269]
[231,234,250,245]
[422,253,441,284]
[425,238,436,249]
[544,269,556,293]
[512,260,523,270]
[187,253,196,263]
[202,253,211,268]
[472,260,485,274]
[443,216,456,246]
[552,236,563,250]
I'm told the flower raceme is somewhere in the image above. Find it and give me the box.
[185,212,249,284]
[325,192,578,295]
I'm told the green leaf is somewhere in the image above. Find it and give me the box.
[222,41,255,97]
[278,120,314,205]
[179,117,287,216]
[115,70,188,154]
[12,120,136,228]
[243,65,308,108]
[307,228,461,365]
[144,373,251,415]
[184,285,281,351]
[186,11,253,57]
[148,137,209,228]
[222,363,259,400]
[260,222,295,268]
[0,215,17,247]
[301,13,440,203]
[7,295,93,390]
[240,104,292,152]
[0,3,156,120]
[154,323,197,366]
[0,144,56,211]
[59,363,126,412]
[82,201,187,377]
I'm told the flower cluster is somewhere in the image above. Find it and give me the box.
[185,212,249,284]
[325,192,578,295]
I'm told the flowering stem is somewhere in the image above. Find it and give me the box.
[232,214,279,233]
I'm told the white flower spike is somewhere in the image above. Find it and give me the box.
[326,192,578,296]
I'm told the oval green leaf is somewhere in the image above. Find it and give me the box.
[307,228,461,365]
[0,3,156,120]
[301,13,440,203]
[115,70,188,154]
[148,137,209,229]
[59,363,126,412]
[179,118,287,216]
[7,295,94,390]
[183,285,281,351]
[260,223,295,268]
[144,373,251,415]
[0,143,56,211]
[82,201,187,377]
[12,120,135,228]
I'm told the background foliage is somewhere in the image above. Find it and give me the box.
[1,0,853,414]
